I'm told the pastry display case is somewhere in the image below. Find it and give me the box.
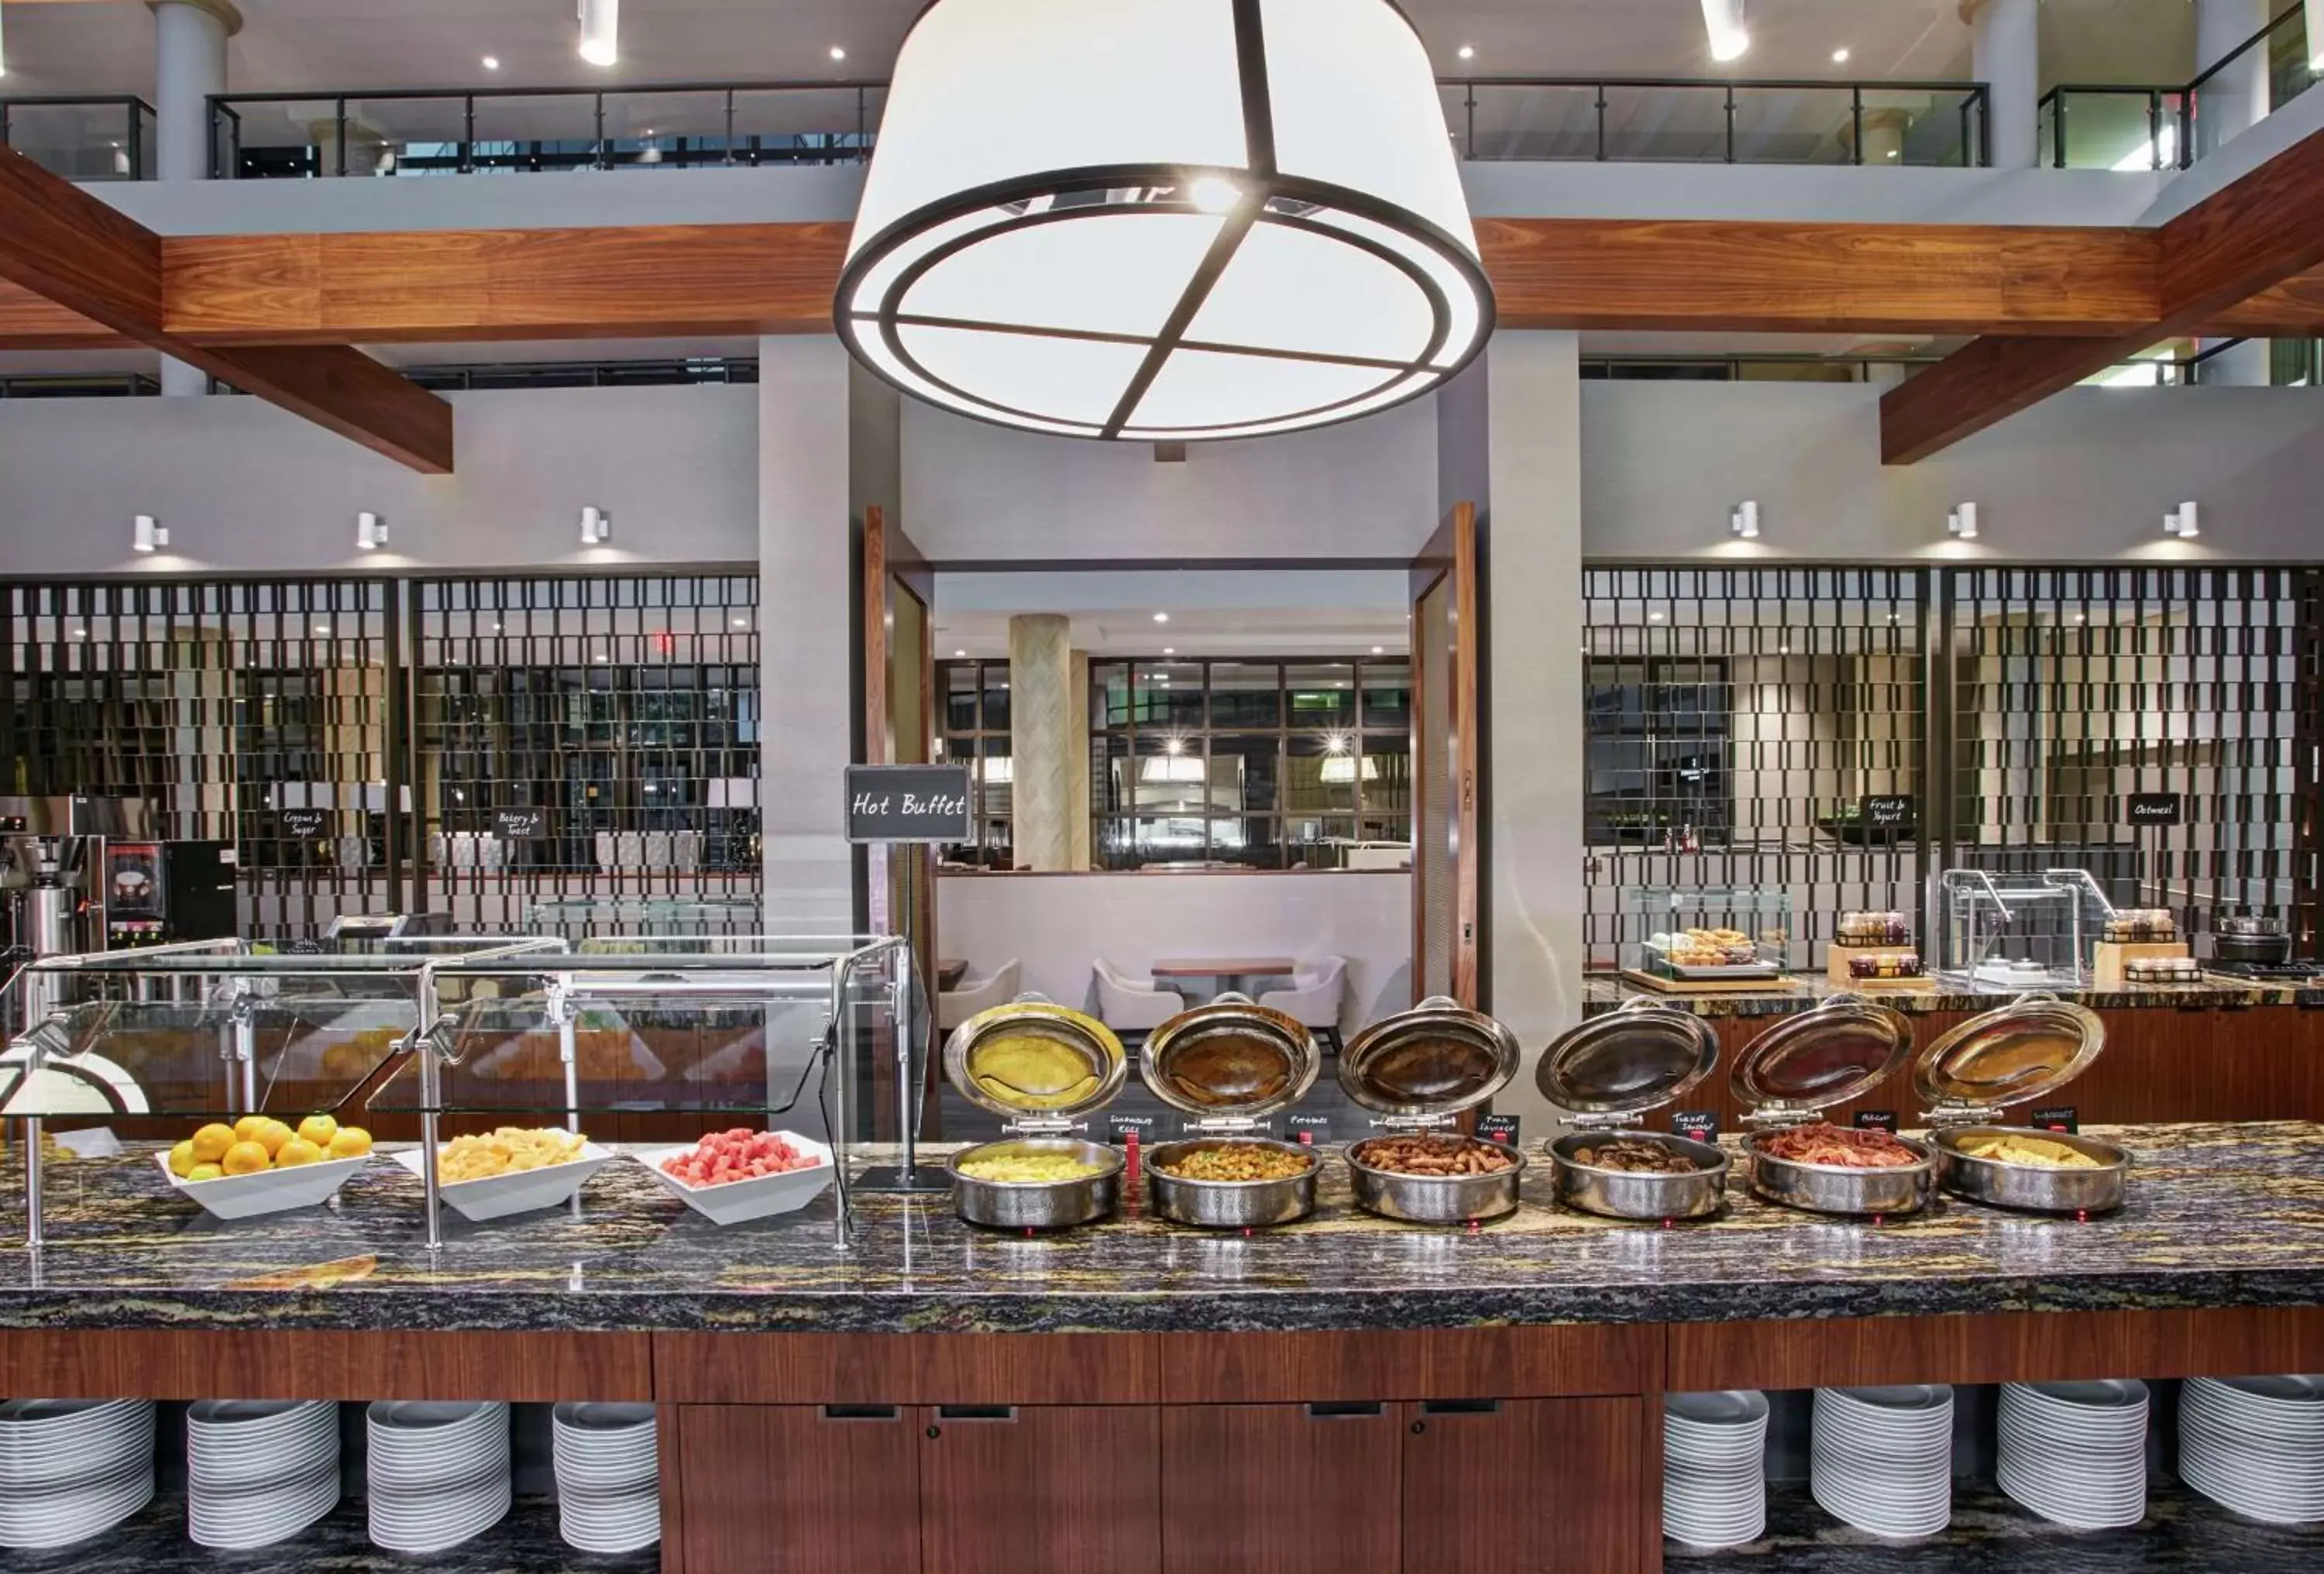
[1622,887,1796,991]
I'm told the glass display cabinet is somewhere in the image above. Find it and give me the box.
[1937,868,2116,989]
[1623,887,1795,979]
[2,933,917,1252]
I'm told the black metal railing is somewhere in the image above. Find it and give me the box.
[2040,3,2314,169]
[0,373,160,399]
[0,95,153,181]
[205,74,1991,177]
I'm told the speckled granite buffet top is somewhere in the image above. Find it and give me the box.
[0,1122,2320,1336]
[1581,974,2324,1016]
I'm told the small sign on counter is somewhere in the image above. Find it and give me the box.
[845,764,973,844]
[2126,792,2183,827]
[1851,1110,1899,1133]
[1670,1110,1720,1143]
[491,806,547,839]
[2031,1105,2078,1134]
[1476,1113,1521,1146]
[1284,1113,1332,1145]
[280,807,328,838]
[1861,795,1914,830]
[1105,1113,1157,1147]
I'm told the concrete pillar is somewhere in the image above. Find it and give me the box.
[1068,650,1092,871]
[1008,613,1075,872]
[2195,0,2274,383]
[149,1,238,396]
[1963,0,2039,169]
[1474,332,1586,1129]
[758,336,857,932]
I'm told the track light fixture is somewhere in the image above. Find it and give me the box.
[132,514,167,553]
[1729,500,1761,540]
[1701,0,1750,63]
[2164,501,2200,539]
[1947,502,1979,541]
[356,511,388,551]
[578,0,618,67]
[580,506,613,545]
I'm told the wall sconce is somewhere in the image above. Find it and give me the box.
[356,511,388,551]
[2164,501,2200,539]
[579,505,612,545]
[132,514,167,553]
[1729,500,1761,540]
[1946,502,1979,541]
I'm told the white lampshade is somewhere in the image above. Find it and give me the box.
[837,0,1494,442]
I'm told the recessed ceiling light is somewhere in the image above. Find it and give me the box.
[1371,646,1384,655]
[482,55,501,70]
[954,648,967,658]
[830,45,847,60]
[1886,148,1899,159]
[1153,612,1170,624]
[1456,44,1475,60]
[1831,47,1850,64]
[314,624,331,636]
[1162,647,1175,655]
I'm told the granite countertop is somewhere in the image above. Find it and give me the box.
[1581,974,2324,1017]
[0,1123,2321,1335]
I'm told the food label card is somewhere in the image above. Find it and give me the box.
[1284,1113,1332,1145]
[1476,1114,1521,1146]
[1670,1110,1720,1143]
[2031,1105,2078,1134]
[1105,1114,1157,1146]
[1851,1110,1899,1133]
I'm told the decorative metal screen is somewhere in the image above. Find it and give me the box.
[410,574,761,931]
[1582,566,1927,969]
[1944,565,2305,936]
[2,577,398,938]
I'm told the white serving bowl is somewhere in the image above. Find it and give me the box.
[155,1150,371,1221]
[631,1136,834,1226]
[389,1141,615,1222]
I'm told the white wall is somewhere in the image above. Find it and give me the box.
[937,871,1412,1033]
[1582,381,2324,562]
[900,398,1439,562]
[1463,161,2161,226]
[0,385,755,574]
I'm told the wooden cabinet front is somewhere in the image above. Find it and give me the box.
[675,1404,920,1574]
[1161,1403,1402,1574]
[920,1404,1161,1574]
[1402,1397,1648,1574]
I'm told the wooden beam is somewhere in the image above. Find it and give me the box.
[0,148,452,472]
[1884,124,2324,464]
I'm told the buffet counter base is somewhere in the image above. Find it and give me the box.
[2,1125,2322,1574]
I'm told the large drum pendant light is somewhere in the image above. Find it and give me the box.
[835,0,1494,442]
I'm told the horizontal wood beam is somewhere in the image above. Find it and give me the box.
[0,148,452,472]
[1884,124,2324,465]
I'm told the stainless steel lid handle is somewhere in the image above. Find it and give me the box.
[1617,995,1676,1014]
[1415,995,1463,1012]
[1820,990,1874,1009]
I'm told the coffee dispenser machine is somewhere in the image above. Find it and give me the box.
[0,796,152,1031]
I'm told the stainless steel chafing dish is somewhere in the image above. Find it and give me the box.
[1141,994,1322,1229]
[1915,991,2126,1214]
[1734,994,1933,1217]
[1537,997,1727,1221]
[1338,996,1526,1224]
[942,997,1128,1229]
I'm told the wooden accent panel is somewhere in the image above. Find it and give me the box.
[655,1332,1157,1405]
[1480,217,2157,336]
[1403,1398,1646,1574]
[1669,1307,2324,1393]
[1160,1404,1401,1574]
[920,1404,1160,1574]
[1879,332,2126,464]
[0,282,121,347]
[163,222,854,344]
[1157,1327,1655,1404]
[658,1405,688,1574]
[201,342,453,473]
[0,1328,650,1400]
[676,1405,920,1574]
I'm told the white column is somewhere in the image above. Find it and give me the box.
[2196,0,2274,383]
[1008,614,1075,873]
[1964,0,2039,170]
[759,337,858,931]
[149,0,239,396]
[1477,332,1586,1129]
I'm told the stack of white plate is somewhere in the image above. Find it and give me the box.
[0,1399,156,1549]
[187,1400,341,1550]
[1997,1380,2148,1530]
[553,1403,660,1554]
[1810,1384,1954,1538]
[366,1401,511,1554]
[1662,1390,1768,1548]
[2181,1374,2324,1524]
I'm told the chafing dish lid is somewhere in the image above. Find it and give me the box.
[1535,997,1717,1116]
[1336,996,1521,1119]
[1911,991,2104,1112]
[1729,993,1913,1113]
[942,998,1128,1122]
[1142,995,1320,1121]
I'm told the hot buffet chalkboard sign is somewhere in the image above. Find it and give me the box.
[845,765,973,844]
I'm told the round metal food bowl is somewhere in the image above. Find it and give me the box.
[1932,1126,2129,1215]
[947,1138,1124,1230]
[1744,1132,1937,1217]
[1345,1135,1525,1225]
[1143,1137,1318,1229]
[1547,1130,1728,1221]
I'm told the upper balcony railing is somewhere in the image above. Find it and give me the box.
[0,95,153,180]
[2040,2,2315,169]
[190,74,1991,179]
